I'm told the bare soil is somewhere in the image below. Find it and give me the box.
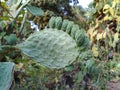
[108,79,120,90]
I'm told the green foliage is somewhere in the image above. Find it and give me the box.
[18,29,79,69]
[29,0,79,17]
[87,0,120,61]
[26,5,44,16]
[4,34,17,45]
[0,62,14,90]
[78,50,94,61]
[6,0,30,18]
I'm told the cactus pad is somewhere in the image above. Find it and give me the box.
[75,29,85,46]
[71,24,79,39]
[66,21,74,34]
[55,17,62,30]
[49,16,56,28]
[48,17,90,50]
[61,19,69,31]
[0,62,14,90]
[18,29,79,69]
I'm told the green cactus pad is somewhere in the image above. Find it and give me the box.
[66,21,74,34]
[75,29,86,46]
[0,62,14,90]
[18,29,79,69]
[71,24,79,39]
[49,16,56,28]
[61,19,69,31]
[81,36,90,50]
[55,17,62,30]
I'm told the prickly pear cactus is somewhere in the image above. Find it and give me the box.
[49,16,56,28]
[18,29,79,69]
[18,16,91,69]
[55,17,62,30]
[70,24,79,39]
[66,21,74,34]
[75,29,86,46]
[61,19,69,31]
[0,62,14,90]
[48,16,90,50]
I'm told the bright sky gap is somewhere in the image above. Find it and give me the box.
[70,0,93,8]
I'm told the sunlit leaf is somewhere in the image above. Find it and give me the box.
[114,32,119,42]
[110,8,115,16]
[96,33,103,40]
[103,15,112,21]
[16,63,24,69]
[92,45,99,57]
[103,4,110,14]
[114,0,120,3]
[112,1,117,8]
[117,16,120,25]
[102,31,106,39]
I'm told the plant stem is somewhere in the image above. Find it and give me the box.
[19,8,27,37]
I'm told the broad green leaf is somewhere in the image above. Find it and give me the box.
[26,5,44,16]
[4,34,17,45]
[0,62,14,90]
